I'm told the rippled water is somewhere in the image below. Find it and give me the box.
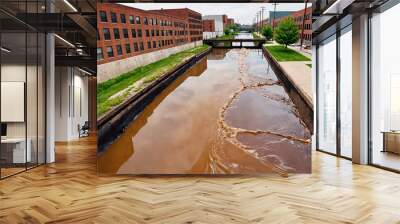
[98,48,311,175]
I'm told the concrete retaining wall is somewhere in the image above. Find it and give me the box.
[97,40,203,83]
[262,47,314,134]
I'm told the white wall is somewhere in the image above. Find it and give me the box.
[98,40,203,83]
[202,15,224,37]
[54,67,89,141]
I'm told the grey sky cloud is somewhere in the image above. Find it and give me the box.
[120,3,307,25]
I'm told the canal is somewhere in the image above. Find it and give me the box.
[98,38,311,175]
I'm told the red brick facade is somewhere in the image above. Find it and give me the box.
[149,8,203,42]
[272,7,312,45]
[97,3,202,65]
[202,19,215,32]
[227,18,234,26]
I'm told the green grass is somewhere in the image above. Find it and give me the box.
[97,44,210,116]
[215,32,239,40]
[265,45,311,62]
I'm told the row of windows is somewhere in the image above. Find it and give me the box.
[97,39,179,60]
[301,34,312,41]
[190,37,202,42]
[101,27,189,41]
[296,23,312,30]
[99,10,187,28]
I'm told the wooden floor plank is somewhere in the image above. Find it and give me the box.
[0,135,399,223]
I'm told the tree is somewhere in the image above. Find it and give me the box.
[224,27,231,35]
[274,17,299,48]
[261,25,273,40]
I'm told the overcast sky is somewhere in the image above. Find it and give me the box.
[120,3,307,25]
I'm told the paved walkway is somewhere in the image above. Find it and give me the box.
[279,61,312,105]
[265,42,313,106]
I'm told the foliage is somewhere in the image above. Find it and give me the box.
[274,17,299,48]
[223,24,240,36]
[260,25,273,41]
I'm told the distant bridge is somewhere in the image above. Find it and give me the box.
[203,39,267,49]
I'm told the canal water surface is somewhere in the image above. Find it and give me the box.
[98,47,311,175]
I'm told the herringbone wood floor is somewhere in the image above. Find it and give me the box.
[1,135,400,224]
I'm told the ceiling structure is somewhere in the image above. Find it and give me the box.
[0,0,96,75]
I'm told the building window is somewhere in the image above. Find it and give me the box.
[147,41,151,49]
[144,17,148,25]
[150,18,153,25]
[129,15,134,24]
[153,41,156,48]
[138,29,142,37]
[111,12,117,23]
[339,26,352,158]
[134,43,139,52]
[139,42,144,51]
[370,4,400,171]
[97,47,103,60]
[113,28,120,39]
[120,14,126,23]
[136,16,141,24]
[146,30,150,37]
[317,34,337,155]
[106,46,114,57]
[155,19,158,25]
[123,29,129,39]
[125,43,131,54]
[103,28,111,40]
[99,11,107,22]
[116,45,123,55]
[131,29,136,38]
[151,30,155,36]
[156,30,159,36]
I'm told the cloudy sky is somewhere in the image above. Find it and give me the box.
[120,3,307,25]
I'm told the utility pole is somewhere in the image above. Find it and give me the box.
[261,6,265,29]
[300,0,308,50]
[272,3,278,33]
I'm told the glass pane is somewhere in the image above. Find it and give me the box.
[1,31,27,177]
[318,35,337,154]
[27,31,38,169]
[38,33,45,165]
[371,3,400,171]
[340,26,352,158]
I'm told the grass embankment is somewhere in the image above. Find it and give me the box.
[215,32,239,40]
[97,44,210,116]
[265,45,311,62]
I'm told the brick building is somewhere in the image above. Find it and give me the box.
[272,7,312,46]
[97,4,202,65]
[149,8,203,42]
[227,18,235,26]
[202,19,215,32]
[202,15,235,39]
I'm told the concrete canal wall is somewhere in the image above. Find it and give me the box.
[262,47,314,134]
[97,48,212,153]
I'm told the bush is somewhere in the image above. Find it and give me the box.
[274,17,299,48]
[261,25,273,40]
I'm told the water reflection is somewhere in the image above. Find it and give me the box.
[98,49,311,174]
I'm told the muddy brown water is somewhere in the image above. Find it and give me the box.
[98,48,311,175]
